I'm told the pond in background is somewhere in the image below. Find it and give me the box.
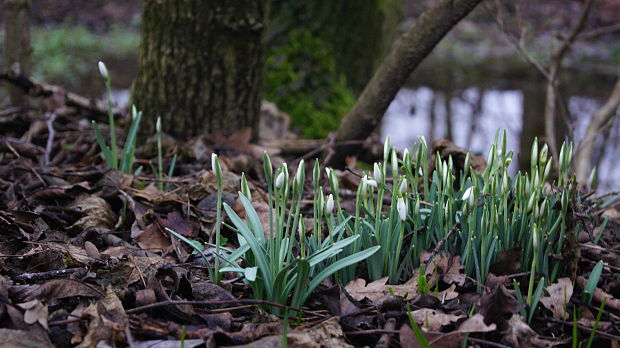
[382,87,620,193]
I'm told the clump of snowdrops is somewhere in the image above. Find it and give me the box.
[170,129,576,313]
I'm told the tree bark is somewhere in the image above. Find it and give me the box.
[518,78,546,172]
[575,77,620,187]
[132,0,269,140]
[4,0,31,106]
[328,0,483,167]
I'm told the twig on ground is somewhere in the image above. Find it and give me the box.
[15,267,86,282]
[44,112,57,166]
[126,299,328,318]
[423,222,460,265]
[576,275,620,310]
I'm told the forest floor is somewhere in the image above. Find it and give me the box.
[0,94,620,348]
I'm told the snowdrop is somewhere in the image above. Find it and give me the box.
[397,197,407,221]
[98,61,109,79]
[325,194,334,215]
[373,163,382,183]
[275,172,285,188]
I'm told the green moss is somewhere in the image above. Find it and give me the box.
[264,29,355,138]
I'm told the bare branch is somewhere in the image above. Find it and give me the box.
[575,77,620,186]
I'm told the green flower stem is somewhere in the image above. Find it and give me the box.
[103,76,117,169]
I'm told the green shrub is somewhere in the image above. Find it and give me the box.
[264,29,355,138]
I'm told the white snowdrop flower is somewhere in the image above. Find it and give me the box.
[325,167,332,178]
[275,172,285,188]
[361,175,368,193]
[462,186,474,204]
[399,179,407,194]
[373,163,382,183]
[211,153,218,172]
[366,179,377,188]
[383,136,391,161]
[397,197,407,221]
[325,194,334,215]
[403,148,409,161]
[544,159,552,179]
[156,117,162,133]
[98,61,109,79]
[295,159,305,186]
[540,144,549,164]
[532,226,539,250]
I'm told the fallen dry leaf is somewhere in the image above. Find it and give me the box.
[478,283,521,331]
[17,299,49,329]
[409,308,463,331]
[69,195,116,231]
[540,277,573,319]
[76,287,128,348]
[399,323,459,348]
[456,313,496,333]
[345,277,418,303]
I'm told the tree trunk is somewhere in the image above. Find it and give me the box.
[132,0,269,139]
[575,78,620,187]
[328,0,483,167]
[4,0,31,106]
[518,78,546,172]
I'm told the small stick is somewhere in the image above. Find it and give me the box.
[44,112,57,166]
[126,299,327,318]
[15,267,85,282]
[423,222,459,265]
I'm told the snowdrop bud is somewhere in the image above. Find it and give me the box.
[399,178,408,194]
[397,197,407,221]
[383,136,391,161]
[540,144,548,165]
[464,152,471,173]
[527,192,536,212]
[462,186,474,205]
[441,161,448,184]
[263,151,273,182]
[361,175,368,193]
[543,158,552,180]
[391,147,399,176]
[419,136,427,149]
[98,61,109,79]
[559,144,566,169]
[211,153,218,172]
[298,216,304,235]
[414,198,420,216]
[531,139,539,169]
[295,160,305,187]
[156,117,161,133]
[241,172,251,200]
[367,179,378,188]
[275,172,285,188]
[325,167,331,178]
[532,225,539,250]
[373,163,382,183]
[403,148,409,162]
[131,105,138,119]
[325,194,334,215]
[505,158,512,167]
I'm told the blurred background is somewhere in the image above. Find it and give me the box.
[1,0,619,191]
